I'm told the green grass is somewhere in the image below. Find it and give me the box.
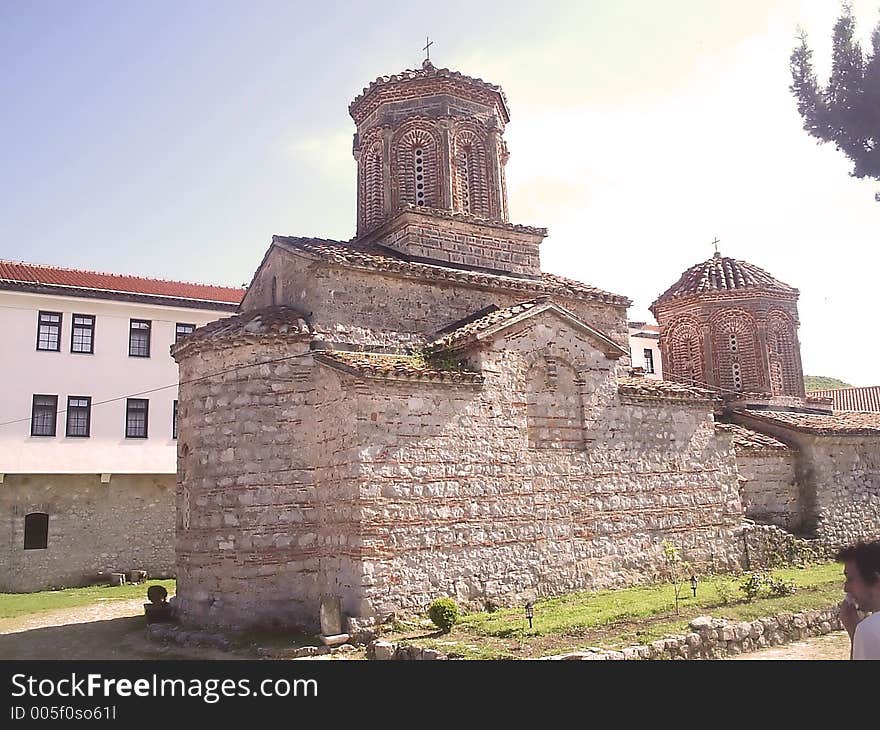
[399,562,844,658]
[0,580,176,620]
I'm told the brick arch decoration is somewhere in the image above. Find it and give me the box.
[452,127,491,218]
[710,309,761,394]
[392,121,442,209]
[356,127,386,233]
[765,310,803,397]
[663,317,705,389]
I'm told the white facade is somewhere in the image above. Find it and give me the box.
[628,321,662,380]
[0,290,236,475]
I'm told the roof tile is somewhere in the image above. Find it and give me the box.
[0,260,244,305]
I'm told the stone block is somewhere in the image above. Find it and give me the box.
[320,596,343,636]
[319,633,350,647]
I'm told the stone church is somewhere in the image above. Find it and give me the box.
[171,60,880,630]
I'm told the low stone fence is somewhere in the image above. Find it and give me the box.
[539,607,842,660]
[366,606,842,661]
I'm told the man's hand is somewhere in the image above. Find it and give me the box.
[839,598,862,640]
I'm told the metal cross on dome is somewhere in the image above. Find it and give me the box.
[423,36,434,63]
[712,237,721,255]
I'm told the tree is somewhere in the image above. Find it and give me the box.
[790,4,880,195]
[661,540,693,616]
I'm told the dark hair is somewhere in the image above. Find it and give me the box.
[836,540,880,585]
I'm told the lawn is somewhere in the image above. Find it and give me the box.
[393,562,844,659]
[0,580,176,620]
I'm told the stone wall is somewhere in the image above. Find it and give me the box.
[172,338,367,630]
[346,313,743,620]
[735,451,801,530]
[254,246,630,352]
[731,413,880,548]
[0,473,175,592]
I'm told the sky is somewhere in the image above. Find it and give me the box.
[1,0,878,385]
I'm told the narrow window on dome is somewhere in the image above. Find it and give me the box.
[729,333,738,353]
[414,147,425,206]
[732,361,742,392]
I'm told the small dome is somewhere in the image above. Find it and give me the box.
[652,253,797,308]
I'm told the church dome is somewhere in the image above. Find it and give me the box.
[349,59,510,125]
[652,253,797,308]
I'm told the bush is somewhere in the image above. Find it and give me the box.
[428,598,459,632]
[740,572,766,602]
[714,579,736,605]
[766,575,797,597]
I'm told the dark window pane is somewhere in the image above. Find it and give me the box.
[66,396,91,437]
[31,395,57,436]
[71,314,95,353]
[36,312,62,351]
[126,399,149,438]
[172,400,178,439]
[24,513,49,550]
[175,323,195,343]
[129,320,151,357]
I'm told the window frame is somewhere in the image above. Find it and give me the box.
[36,311,63,352]
[643,348,655,374]
[125,398,149,439]
[128,319,152,358]
[65,395,92,438]
[24,512,49,550]
[175,322,196,343]
[30,394,58,437]
[70,313,95,354]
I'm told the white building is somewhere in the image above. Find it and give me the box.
[628,320,662,380]
[0,260,243,591]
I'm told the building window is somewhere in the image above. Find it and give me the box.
[66,396,91,437]
[644,348,655,374]
[175,323,195,343]
[414,147,425,205]
[36,311,62,351]
[129,319,151,357]
[70,314,95,354]
[125,398,149,438]
[24,513,49,550]
[172,400,178,439]
[732,361,743,392]
[31,395,58,436]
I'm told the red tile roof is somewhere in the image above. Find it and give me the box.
[314,351,484,384]
[349,60,510,123]
[715,422,792,451]
[428,298,628,357]
[0,260,245,307]
[737,410,880,435]
[809,386,880,412]
[172,306,311,356]
[652,253,797,307]
[616,376,718,403]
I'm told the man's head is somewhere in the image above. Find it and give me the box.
[836,540,880,612]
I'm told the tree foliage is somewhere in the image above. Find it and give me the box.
[790,4,880,187]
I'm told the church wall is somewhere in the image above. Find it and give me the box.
[730,414,880,547]
[265,248,629,352]
[734,451,801,531]
[172,340,363,630]
[345,316,743,619]
[0,474,175,593]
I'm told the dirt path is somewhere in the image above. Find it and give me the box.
[0,599,233,660]
[728,630,850,660]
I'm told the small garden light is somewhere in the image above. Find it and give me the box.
[690,575,698,598]
[525,601,534,630]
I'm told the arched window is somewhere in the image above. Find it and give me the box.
[766,313,801,396]
[667,321,704,387]
[365,141,385,225]
[713,312,759,394]
[393,125,439,209]
[24,512,49,550]
[414,147,425,206]
[526,357,584,449]
[453,130,490,217]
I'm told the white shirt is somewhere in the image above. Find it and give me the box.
[853,612,880,660]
